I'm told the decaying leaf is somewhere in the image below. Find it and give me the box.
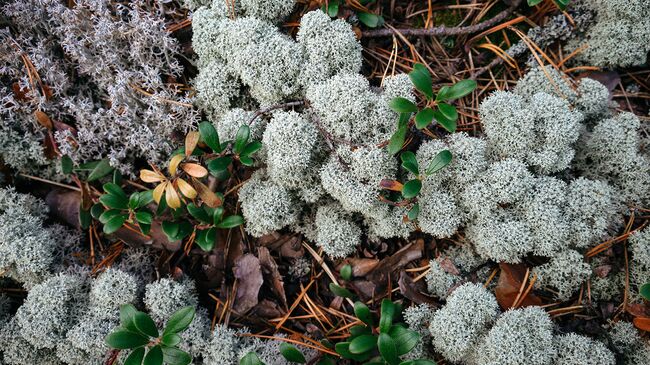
[169,154,184,175]
[495,263,542,310]
[34,110,53,130]
[437,256,461,275]
[398,271,437,305]
[233,254,263,313]
[633,317,650,332]
[379,179,404,192]
[181,163,208,178]
[176,178,197,199]
[258,247,288,311]
[140,169,164,183]
[165,183,181,209]
[192,178,222,208]
[185,131,200,157]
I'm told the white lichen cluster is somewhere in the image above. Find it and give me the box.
[425,244,488,298]
[608,321,650,365]
[566,0,650,67]
[426,284,616,365]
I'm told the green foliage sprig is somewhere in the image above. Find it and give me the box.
[528,0,570,11]
[322,0,385,28]
[388,64,477,155]
[105,304,196,365]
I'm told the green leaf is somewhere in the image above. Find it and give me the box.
[137,190,154,208]
[139,223,151,236]
[378,333,399,365]
[187,203,211,224]
[91,203,105,220]
[553,0,569,10]
[357,12,382,28]
[240,352,265,365]
[316,356,336,365]
[143,345,163,365]
[340,264,353,281]
[400,151,419,176]
[162,347,192,365]
[388,325,420,355]
[61,155,73,174]
[279,343,306,363]
[443,79,477,101]
[134,311,159,338]
[388,125,408,156]
[162,221,180,241]
[164,306,196,335]
[105,330,150,349]
[350,324,372,338]
[216,215,244,229]
[120,304,139,331]
[124,347,146,365]
[212,206,225,225]
[425,150,452,176]
[329,283,355,298]
[196,228,217,251]
[335,342,372,362]
[207,156,233,175]
[527,0,544,5]
[239,155,254,166]
[389,97,418,113]
[432,109,456,133]
[415,107,434,129]
[409,64,433,100]
[113,169,123,185]
[199,121,221,152]
[349,334,377,354]
[129,193,140,210]
[99,209,122,224]
[103,214,128,234]
[99,193,128,210]
[87,159,114,182]
[241,141,262,157]
[399,360,437,365]
[640,283,650,301]
[379,299,395,334]
[234,125,250,155]
[401,179,422,199]
[161,333,182,347]
[354,301,373,326]
[79,206,91,230]
[437,103,458,122]
[135,211,153,225]
[436,86,451,101]
[407,203,420,221]
[325,0,339,17]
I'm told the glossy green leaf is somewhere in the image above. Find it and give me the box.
[553,0,569,10]
[409,64,433,100]
[99,209,122,224]
[239,155,254,166]
[164,306,196,335]
[196,228,217,251]
[378,333,399,365]
[279,343,306,363]
[349,334,377,354]
[79,207,92,230]
[340,264,353,281]
[415,107,434,129]
[329,283,355,298]
[443,79,477,101]
[389,325,420,355]
[350,324,372,338]
[87,159,114,182]
[316,356,336,365]
[91,203,105,220]
[120,304,139,331]
[163,347,192,365]
[640,282,650,301]
[139,223,151,236]
[216,215,244,229]
[99,193,128,210]
[357,12,382,28]
[401,179,422,199]
[325,0,339,17]
[124,347,146,365]
[103,214,128,234]
[432,109,456,133]
[354,301,373,326]
[436,86,451,102]
[134,311,159,338]
[388,125,408,156]
[389,97,418,113]
[61,155,73,174]
[437,103,458,122]
[335,342,372,362]
[143,345,163,365]
[527,0,544,5]
[379,299,395,334]
[162,221,180,241]
[241,141,263,157]
[105,330,150,349]
[129,193,140,210]
[240,352,265,365]
[425,150,452,176]
[212,206,225,225]
[187,203,211,224]
[234,125,250,155]
[161,333,182,347]
[113,169,123,185]
[199,121,221,152]
[207,156,233,174]
[400,151,419,176]
[399,360,437,365]
[137,190,154,207]
[407,203,420,221]
[135,211,153,225]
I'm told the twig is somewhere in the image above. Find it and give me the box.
[362,0,523,38]
[247,100,305,125]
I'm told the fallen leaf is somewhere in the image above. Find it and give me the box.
[192,178,222,208]
[233,254,263,313]
[34,110,53,130]
[43,131,59,159]
[258,246,288,311]
[398,271,437,305]
[633,317,650,332]
[342,258,379,277]
[494,263,542,310]
[437,257,461,275]
[593,265,612,278]
[185,131,200,157]
[181,163,208,178]
[627,303,650,318]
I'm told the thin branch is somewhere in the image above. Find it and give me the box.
[362,0,523,38]
[247,100,305,125]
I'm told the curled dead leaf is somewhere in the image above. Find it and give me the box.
[152,181,167,204]
[185,131,200,157]
[192,178,222,208]
[34,110,53,130]
[176,178,197,199]
[165,183,182,209]
[140,169,164,183]
[233,254,263,313]
[379,179,404,192]
[181,163,208,178]
[633,317,650,332]
[495,263,542,310]
[437,256,461,276]
[169,154,184,176]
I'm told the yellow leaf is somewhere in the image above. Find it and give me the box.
[169,154,184,176]
[193,178,222,208]
[185,131,200,158]
[165,183,182,209]
[177,178,197,199]
[181,163,208,178]
[140,169,164,183]
[153,181,167,204]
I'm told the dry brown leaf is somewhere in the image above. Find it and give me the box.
[152,181,167,204]
[344,258,379,277]
[185,131,200,157]
[398,271,437,305]
[233,254,263,313]
[379,179,404,192]
[34,110,53,130]
[140,169,164,183]
[169,154,184,176]
[181,163,208,178]
[193,178,222,207]
[633,317,650,332]
[165,183,182,209]
[176,178,197,199]
[495,263,542,310]
[258,246,288,311]
[437,257,461,275]
[593,265,612,278]
[43,131,59,159]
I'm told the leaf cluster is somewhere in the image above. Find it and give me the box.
[105,304,196,365]
[322,0,385,28]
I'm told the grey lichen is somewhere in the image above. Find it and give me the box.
[532,249,592,301]
[314,203,361,258]
[554,333,615,365]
